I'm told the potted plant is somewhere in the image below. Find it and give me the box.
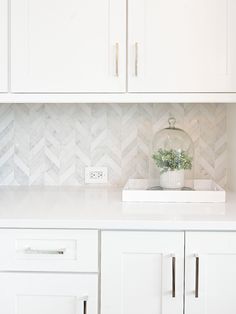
[152,148,193,189]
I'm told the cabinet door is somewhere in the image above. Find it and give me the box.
[0,0,8,92]
[0,273,97,314]
[128,0,236,92]
[185,232,236,314]
[11,0,126,93]
[101,231,184,314]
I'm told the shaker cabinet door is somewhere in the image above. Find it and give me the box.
[128,0,236,92]
[0,0,8,92]
[0,273,98,314]
[101,231,184,314]
[11,0,126,93]
[185,232,236,314]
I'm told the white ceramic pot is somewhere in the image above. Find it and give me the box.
[160,169,184,189]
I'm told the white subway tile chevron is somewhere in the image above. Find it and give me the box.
[0,103,227,187]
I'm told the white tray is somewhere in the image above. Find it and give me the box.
[122,179,226,203]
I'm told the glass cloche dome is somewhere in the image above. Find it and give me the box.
[152,117,194,190]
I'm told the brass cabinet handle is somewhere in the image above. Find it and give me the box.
[115,43,119,77]
[172,254,176,298]
[195,254,200,298]
[24,247,65,255]
[135,42,138,76]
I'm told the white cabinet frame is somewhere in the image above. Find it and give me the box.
[0,0,8,92]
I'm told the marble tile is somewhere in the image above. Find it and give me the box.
[0,103,227,187]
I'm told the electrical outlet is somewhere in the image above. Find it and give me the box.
[85,167,108,184]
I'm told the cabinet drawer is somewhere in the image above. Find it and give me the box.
[0,229,98,272]
[0,272,98,314]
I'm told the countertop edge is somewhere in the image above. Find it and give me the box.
[0,219,236,231]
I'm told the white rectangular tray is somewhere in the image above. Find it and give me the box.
[122,179,226,203]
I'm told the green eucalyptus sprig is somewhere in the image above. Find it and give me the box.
[152,148,192,174]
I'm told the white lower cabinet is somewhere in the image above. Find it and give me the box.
[0,229,98,314]
[0,273,98,314]
[185,232,236,314]
[2,229,236,314]
[101,231,184,314]
[101,231,236,314]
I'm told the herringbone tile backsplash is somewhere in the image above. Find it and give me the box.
[0,103,227,187]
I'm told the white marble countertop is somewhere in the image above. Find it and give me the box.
[0,186,236,230]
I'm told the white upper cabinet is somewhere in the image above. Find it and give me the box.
[0,0,8,92]
[128,0,236,93]
[10,0,126,93]
[185,232,236,314]
[5,0,236,100]
[101,231,184,314]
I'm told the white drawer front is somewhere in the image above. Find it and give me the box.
[0,273,98,314]
[0,229,98,272]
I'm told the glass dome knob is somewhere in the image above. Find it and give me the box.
[168,117,176,129]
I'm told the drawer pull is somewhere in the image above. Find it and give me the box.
[115,42,119,77]
[171,254,176,298]
[24,247,66,255]
[83,299,87,314]
[77,297,88,314]
[195,254,200,298]
[135,42,138,76]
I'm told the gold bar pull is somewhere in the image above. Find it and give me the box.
[135,42,138,77]
[115,43,119,77]
[195,254,200,298]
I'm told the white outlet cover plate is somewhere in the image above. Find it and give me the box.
[85,167,108,184]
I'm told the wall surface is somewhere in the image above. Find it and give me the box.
[0,103,227,187]
[227,104,236,191]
